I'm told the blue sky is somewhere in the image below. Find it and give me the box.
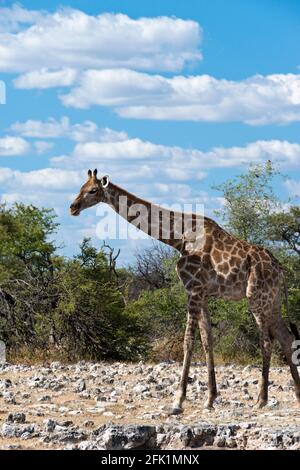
[0,1,300,264]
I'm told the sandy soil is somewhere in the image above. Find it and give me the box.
[0,361,300,449]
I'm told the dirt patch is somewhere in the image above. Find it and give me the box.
[0,361,300,449]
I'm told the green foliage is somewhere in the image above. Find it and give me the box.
[209,298,259,360]
[0,206,147,361]
[0,203,58,282]
[214,161,280,245]
[53,238,147,360]
[125,281,187,336]
[267,206,300,256]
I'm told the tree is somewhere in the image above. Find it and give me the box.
[268,206,300,257]
[124,272,187,361]
[0,204,60,349]
[214,161,280,245]
[0,203,58,281]
[0,206,148,360]
[53,238,148,360]
[130,241,178,294]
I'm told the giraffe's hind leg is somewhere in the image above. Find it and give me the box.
[249,299,273,407]
[198,302,217,409]
[271,314,300,405]
[170,305,197,415]
[257,328,273,407]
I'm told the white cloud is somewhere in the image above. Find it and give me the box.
[61,69,168,108]
[2,119,299,258]
[61,70,300,125]
[285,180,300,197]
[8,117,300,186]
[2,138,297,259]
[0,8,201,74]
[0,167,83,191]
[14,68,78,89]
[51,134,300,177]
[93,128,128,144]
[10,117,128,142]
[0,4,43,33]
[1,190,57,207]
[0,168,14,184]
[44,133,300,206]
[203,140,300,167]
[33,141,54,155]
[0,136,30,156]
[19,168,81,190]
[11,117,70,138]
[0,166,87,229]
[72,138,165,160]
[154,182,192,199]
[3,6,299,127]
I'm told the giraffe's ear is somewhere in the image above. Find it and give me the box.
[88,169,92,178]
[101,175,109,188]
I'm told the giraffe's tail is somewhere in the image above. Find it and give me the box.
[283,276,300,341]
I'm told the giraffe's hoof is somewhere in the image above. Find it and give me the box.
[203,398,215,410]
[169,406,183,416]
[203,403,214,411]
[256,399,267,409]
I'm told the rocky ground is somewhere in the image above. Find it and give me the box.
[1,361,300,450]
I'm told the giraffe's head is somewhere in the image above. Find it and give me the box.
[70,169,109,216]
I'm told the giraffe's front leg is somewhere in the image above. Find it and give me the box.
[170,310,197,415]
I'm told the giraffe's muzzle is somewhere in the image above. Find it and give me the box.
[70,202,81,216]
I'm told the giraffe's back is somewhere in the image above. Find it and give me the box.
[177,220,282,301]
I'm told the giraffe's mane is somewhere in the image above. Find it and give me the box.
[109,182,221,222]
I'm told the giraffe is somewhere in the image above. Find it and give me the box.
[70,169,300,414]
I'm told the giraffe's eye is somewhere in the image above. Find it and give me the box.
[88,188,97,194]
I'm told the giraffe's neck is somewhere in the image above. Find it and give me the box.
[103,182,185,250]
